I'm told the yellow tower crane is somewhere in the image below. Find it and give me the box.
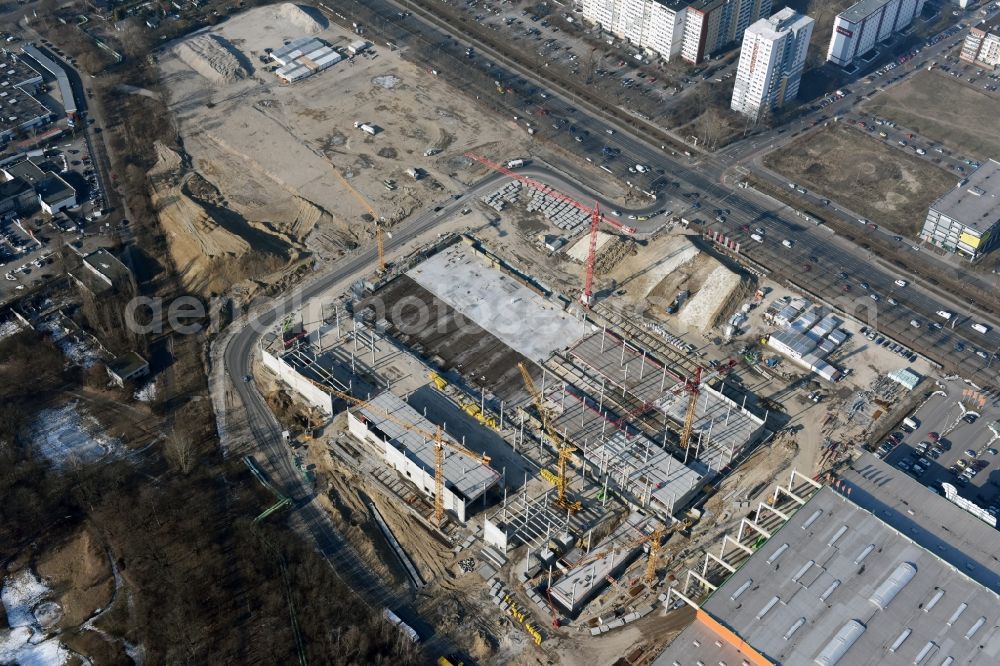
[517,362,582,514]
[564,520,688,587]
[299,376,490,526]
[328,161,387,273]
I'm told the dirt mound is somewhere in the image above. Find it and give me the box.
[174,33,248,85]
[262,3,326,34]
[36,526,114,628]
[677,264,743,331]
[149,143,304,294]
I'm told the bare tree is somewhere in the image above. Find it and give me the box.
[164,425,197,475]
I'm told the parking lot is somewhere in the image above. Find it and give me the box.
[882,377,1000,520]
[1,132,111,301]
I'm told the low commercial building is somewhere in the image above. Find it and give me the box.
[106,351,149,387]
[347,391,500,523]
[0,49,52,144]
[36,173,76,214]
[270,37,342,83]
[960,26,1000,68]
[20,43,76,119]
[826,0,927,67]
[731,7,814,120]
[0,176,36,216]
[654,455,1000,665]
[919,158,1000,261]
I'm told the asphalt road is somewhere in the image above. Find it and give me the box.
[353,0,1000,386]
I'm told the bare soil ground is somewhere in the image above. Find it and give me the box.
[35,527,114,629]
[154,3,530,294]
[763,123,955,236]
[863,70,1000,161]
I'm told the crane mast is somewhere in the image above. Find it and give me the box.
[518,362,582,513]
[298,374,489,526]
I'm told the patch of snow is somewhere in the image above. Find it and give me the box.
[372,74,400,89]
[0,318,23,340]
[36,317,104,369]
[28,401,124,468]
[0,570,70,666]
[133,380,157,403]
[1,570,49,628]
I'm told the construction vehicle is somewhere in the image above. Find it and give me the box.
[429,372,448,391]
[517,361,582,513]
[464,152,636,306]
[299,375,490,526]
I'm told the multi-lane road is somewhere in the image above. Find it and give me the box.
[341,0,1000,386]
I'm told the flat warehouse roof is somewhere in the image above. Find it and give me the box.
[686,485,1000,665]
[929,159,1000,233]
[838,453,1000,592]
[407,242,584,362]
[840,0,895,25]
[356,391,500,502]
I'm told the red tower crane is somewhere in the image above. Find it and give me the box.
[464,152,637,306]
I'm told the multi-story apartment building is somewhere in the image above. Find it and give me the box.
[680,0,772,63]
[826,0,927,67]
[581,0,691,60]
[920,159,1000,261]
[731,7,814,119]
[960,26,1000,68]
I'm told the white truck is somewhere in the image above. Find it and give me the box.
[751,233,764,243]
[354,121,377,135]
[971,322,991,334]
[506,159,525,168]
[936,310,953,320]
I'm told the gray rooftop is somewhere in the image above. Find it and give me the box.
[4,158,46,185]
[357,391,500,502]
[840,0,897,25]
[107,351,148,378]
[82,248,132,288]
[21,43,76,117]
[37,173,75,204]
[838,453,1000,593]
[929,159,1000,234]
[662,480,1000,665]
[746,7,813,41]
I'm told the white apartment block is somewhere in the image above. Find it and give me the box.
[581,0,690,60]
[961,27,1000,69]
[731,7,814,119]
[680,0,772,63]
[826,0,927,67]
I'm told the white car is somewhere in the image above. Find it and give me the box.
[894,279,907,287]
[782,239,794,248]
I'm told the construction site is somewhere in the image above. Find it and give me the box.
[243,134,797,661]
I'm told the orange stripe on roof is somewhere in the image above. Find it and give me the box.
[696,608,772,666]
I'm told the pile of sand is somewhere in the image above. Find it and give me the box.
[174,33,248,85]
[36,527,114,628]
[677,264,743,331]
[264,3,326,34]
